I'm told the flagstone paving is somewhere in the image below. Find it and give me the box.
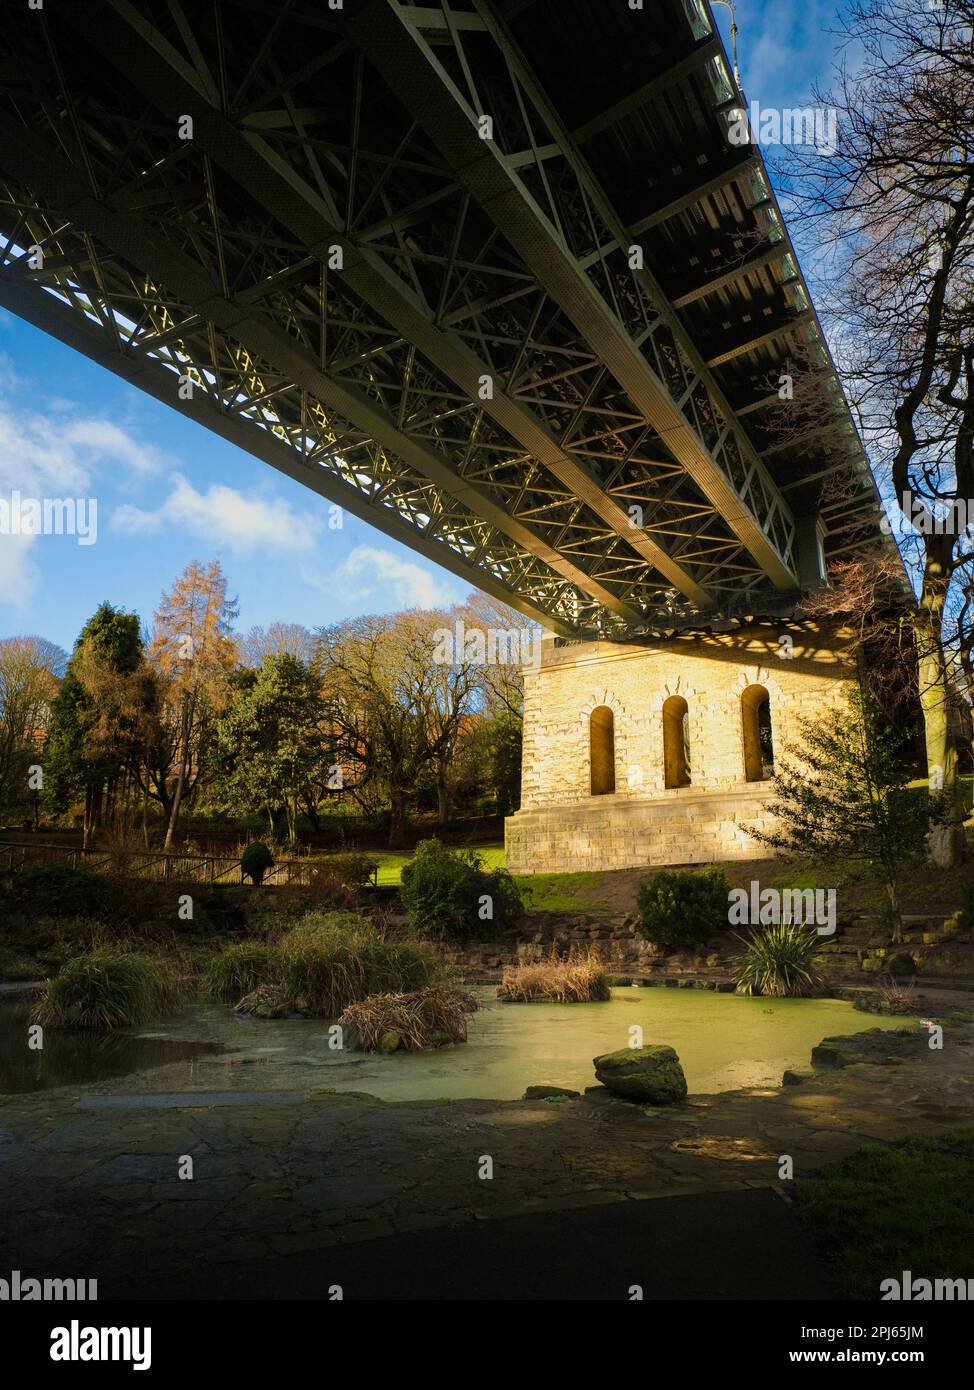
[1,1003,972,1295]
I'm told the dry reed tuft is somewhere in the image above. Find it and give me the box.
[338,984,479,1051]
[496,946,612,1003]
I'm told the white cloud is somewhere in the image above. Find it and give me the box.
[62,419,160,476]
[0,394,161,611]
[0,533,34,609]
[320,543,458,610]
[111,474,319,553]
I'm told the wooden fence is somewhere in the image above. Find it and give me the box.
[0,840,367,888]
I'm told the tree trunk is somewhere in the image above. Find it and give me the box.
[885,878,904,945]
[164,694,192,851]
[914,591,965,868]
[388,787,407,849]
[83,785,95,850]
[436,771,449,826]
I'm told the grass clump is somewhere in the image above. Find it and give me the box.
[733,922,824,997]
[276,914,439,1016]
[203,942,277,1003]
[497,947,611,1003]
[795,1130,974,1299]
[338,985,479,1052]
[32,948,182,1031]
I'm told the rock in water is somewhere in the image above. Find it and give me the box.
[235,984,289,1019]
[592,1045,688,1103]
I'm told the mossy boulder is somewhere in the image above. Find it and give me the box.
[592,1044,688,1104]
[810,1038,863,1068]
[235,984,289,1019]
[523,1085,580,1101]
[811,1027,926,1069]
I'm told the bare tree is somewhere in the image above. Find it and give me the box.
[781,0,974,865]
[240,622,317,668]
[317,610,476,847]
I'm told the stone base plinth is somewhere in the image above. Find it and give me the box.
[505,784,778,874]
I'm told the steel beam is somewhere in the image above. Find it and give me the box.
[572,36,723,144]
[0,115,636,626]
[0,276,581,635]
[79,0,714,609]
[341,0,799,591]
[671,243,790,310]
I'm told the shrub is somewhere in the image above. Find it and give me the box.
[316,851,379,892]
[399,838,522,939]
[338,985,479,1051]
[203,942,277,1003]
[241,841,274,886]
[733,922,824,997]
[32,948,181,1030]
[276,915,438,1016]
[272,851,381,914]
[13,862,115,920]
[636,867,730,951]
[497,947,611,1003]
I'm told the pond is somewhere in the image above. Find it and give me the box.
[0,987,908,1099]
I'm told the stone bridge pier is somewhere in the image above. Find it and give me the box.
[504,620,856,874]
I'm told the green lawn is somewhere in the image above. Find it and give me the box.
[795,1131,974,1299]
[374,844,505,887]
[374,845,600,913]
[517,871,602,913]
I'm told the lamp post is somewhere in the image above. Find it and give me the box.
[711,0,742,90]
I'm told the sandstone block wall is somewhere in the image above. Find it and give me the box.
[505,621,856,874]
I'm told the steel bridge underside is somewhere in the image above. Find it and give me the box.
[0,0,891,638]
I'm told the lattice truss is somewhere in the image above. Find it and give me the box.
[0,0,853,638]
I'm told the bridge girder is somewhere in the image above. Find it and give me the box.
[340,0,800,589]
[59,0,717,610]
[0,0,896,632]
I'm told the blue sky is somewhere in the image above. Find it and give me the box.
[0,1,850,653]
[0,319,466,650]
[713,0,848,114]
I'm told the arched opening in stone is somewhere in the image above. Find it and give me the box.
[589,705,616,795]
[742,684,774,781]
[662,695,691,788]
